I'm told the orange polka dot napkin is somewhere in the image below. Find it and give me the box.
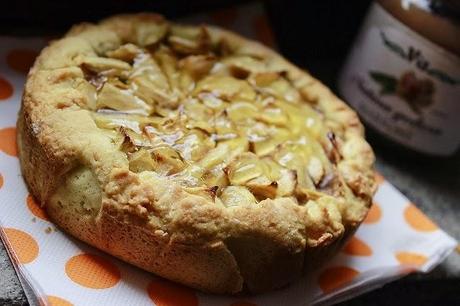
[0,3,457,306]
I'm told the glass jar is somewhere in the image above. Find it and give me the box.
[339,0,460,157]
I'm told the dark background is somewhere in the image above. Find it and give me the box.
[0,0,371,83]
[1,1,459,305]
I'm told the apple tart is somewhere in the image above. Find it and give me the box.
[18,14,377,293]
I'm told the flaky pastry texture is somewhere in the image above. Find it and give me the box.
[18,13,377,293]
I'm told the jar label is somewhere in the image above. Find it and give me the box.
[339,3,460,155]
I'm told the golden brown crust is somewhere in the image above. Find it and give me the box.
[17,13,377,293]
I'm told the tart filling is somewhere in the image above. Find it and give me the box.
[72,23,372,214]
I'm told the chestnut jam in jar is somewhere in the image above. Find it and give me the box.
[339,0,460,158]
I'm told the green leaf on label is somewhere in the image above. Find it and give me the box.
[369,71,397,95]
